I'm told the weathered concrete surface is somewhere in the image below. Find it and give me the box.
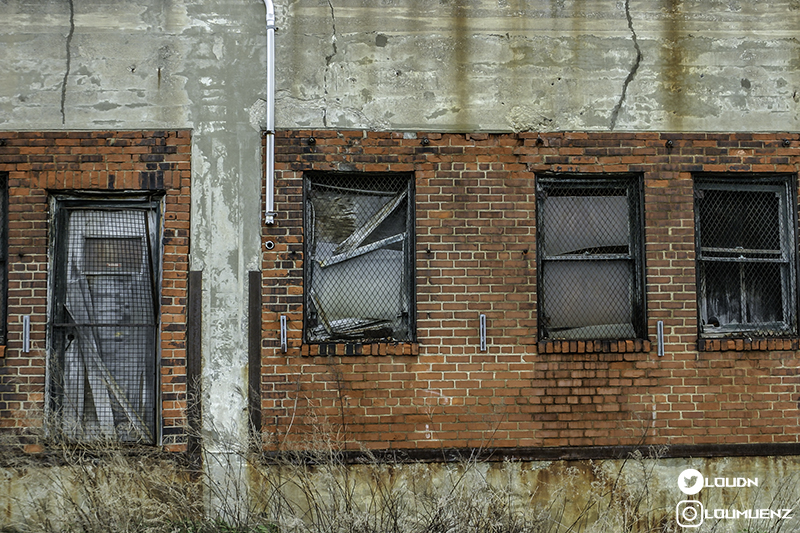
[4,453,799,531]
[5,1,799,134]
[275,0,800,132]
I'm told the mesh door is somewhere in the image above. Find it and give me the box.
[51,207,159,442]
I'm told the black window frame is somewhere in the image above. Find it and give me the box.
[0,172,7,345]
[536,173,647,341]
[303,171,416,344]
[694,174,799,338]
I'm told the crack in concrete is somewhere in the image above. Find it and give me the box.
[60,0,75,125]
[609,0,642,130]
[322,0,338,127]
[324,0,338,66]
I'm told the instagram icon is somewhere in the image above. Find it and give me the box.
[676,500,704,528]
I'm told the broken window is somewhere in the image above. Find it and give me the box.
[49,198,160,443]
[537,175,646,340]
[305,172,415,343]
[695,175,798,337]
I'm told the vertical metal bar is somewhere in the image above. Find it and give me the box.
[22,315,30,353]
[264,0,276,224]
[657,320,665,357]
[248,271,262,437]
[186,271,202,462]
[479,314,487,352]
[280,315,288,353]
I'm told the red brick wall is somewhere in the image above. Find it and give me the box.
[263,131,800,451]
[0,131,191,450]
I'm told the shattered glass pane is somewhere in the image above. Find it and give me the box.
[306,173,414,343]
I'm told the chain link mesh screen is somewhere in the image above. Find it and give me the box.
[51,206,158,443]
[537,175,645,340]
[305,172,414,343]
[695,176,797,336]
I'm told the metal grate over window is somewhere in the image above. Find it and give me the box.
[304,172,415,343]
[50,203,160,443]
[537,175,646,341]
[695,175,798,337]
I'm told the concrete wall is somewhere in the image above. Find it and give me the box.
[6,1,800,135]
[4,452,800,532]
[276,0,800,133]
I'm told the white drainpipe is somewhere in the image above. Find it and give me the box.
[264,0,276,225]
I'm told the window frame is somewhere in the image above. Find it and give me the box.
[536,173,647,342]
[303,171,416,344]
[694,174,799,339]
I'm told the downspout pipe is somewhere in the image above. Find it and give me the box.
[264,0,276,225]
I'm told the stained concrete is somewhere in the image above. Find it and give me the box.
[275,0,800,132]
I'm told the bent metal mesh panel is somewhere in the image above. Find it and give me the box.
[537,175,645,341]
[51,207,159,442]
[305,172,414,343]
[695,176,797,337]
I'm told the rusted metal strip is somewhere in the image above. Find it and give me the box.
[248,270,262,438]
[186,270,202,462]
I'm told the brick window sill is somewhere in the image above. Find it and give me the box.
[302,342,420,357]
[538,339,651,354]
[697,338,799,352]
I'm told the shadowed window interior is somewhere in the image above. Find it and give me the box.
[304,172,415,343]
[50,198,160,443]
[695,175,798,337]
[537,175,646,341]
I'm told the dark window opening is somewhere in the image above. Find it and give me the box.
[49,197,161,443]
[537,175,646,341]
[695,175,798,337]
[304,172,415,344]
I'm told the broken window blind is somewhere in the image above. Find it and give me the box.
[51,206,159,442]
[305,172,414,343]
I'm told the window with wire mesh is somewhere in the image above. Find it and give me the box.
[50,202,160,443]
[695,175,798,337]
[304,171,415,343]
[537,175,646,341]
